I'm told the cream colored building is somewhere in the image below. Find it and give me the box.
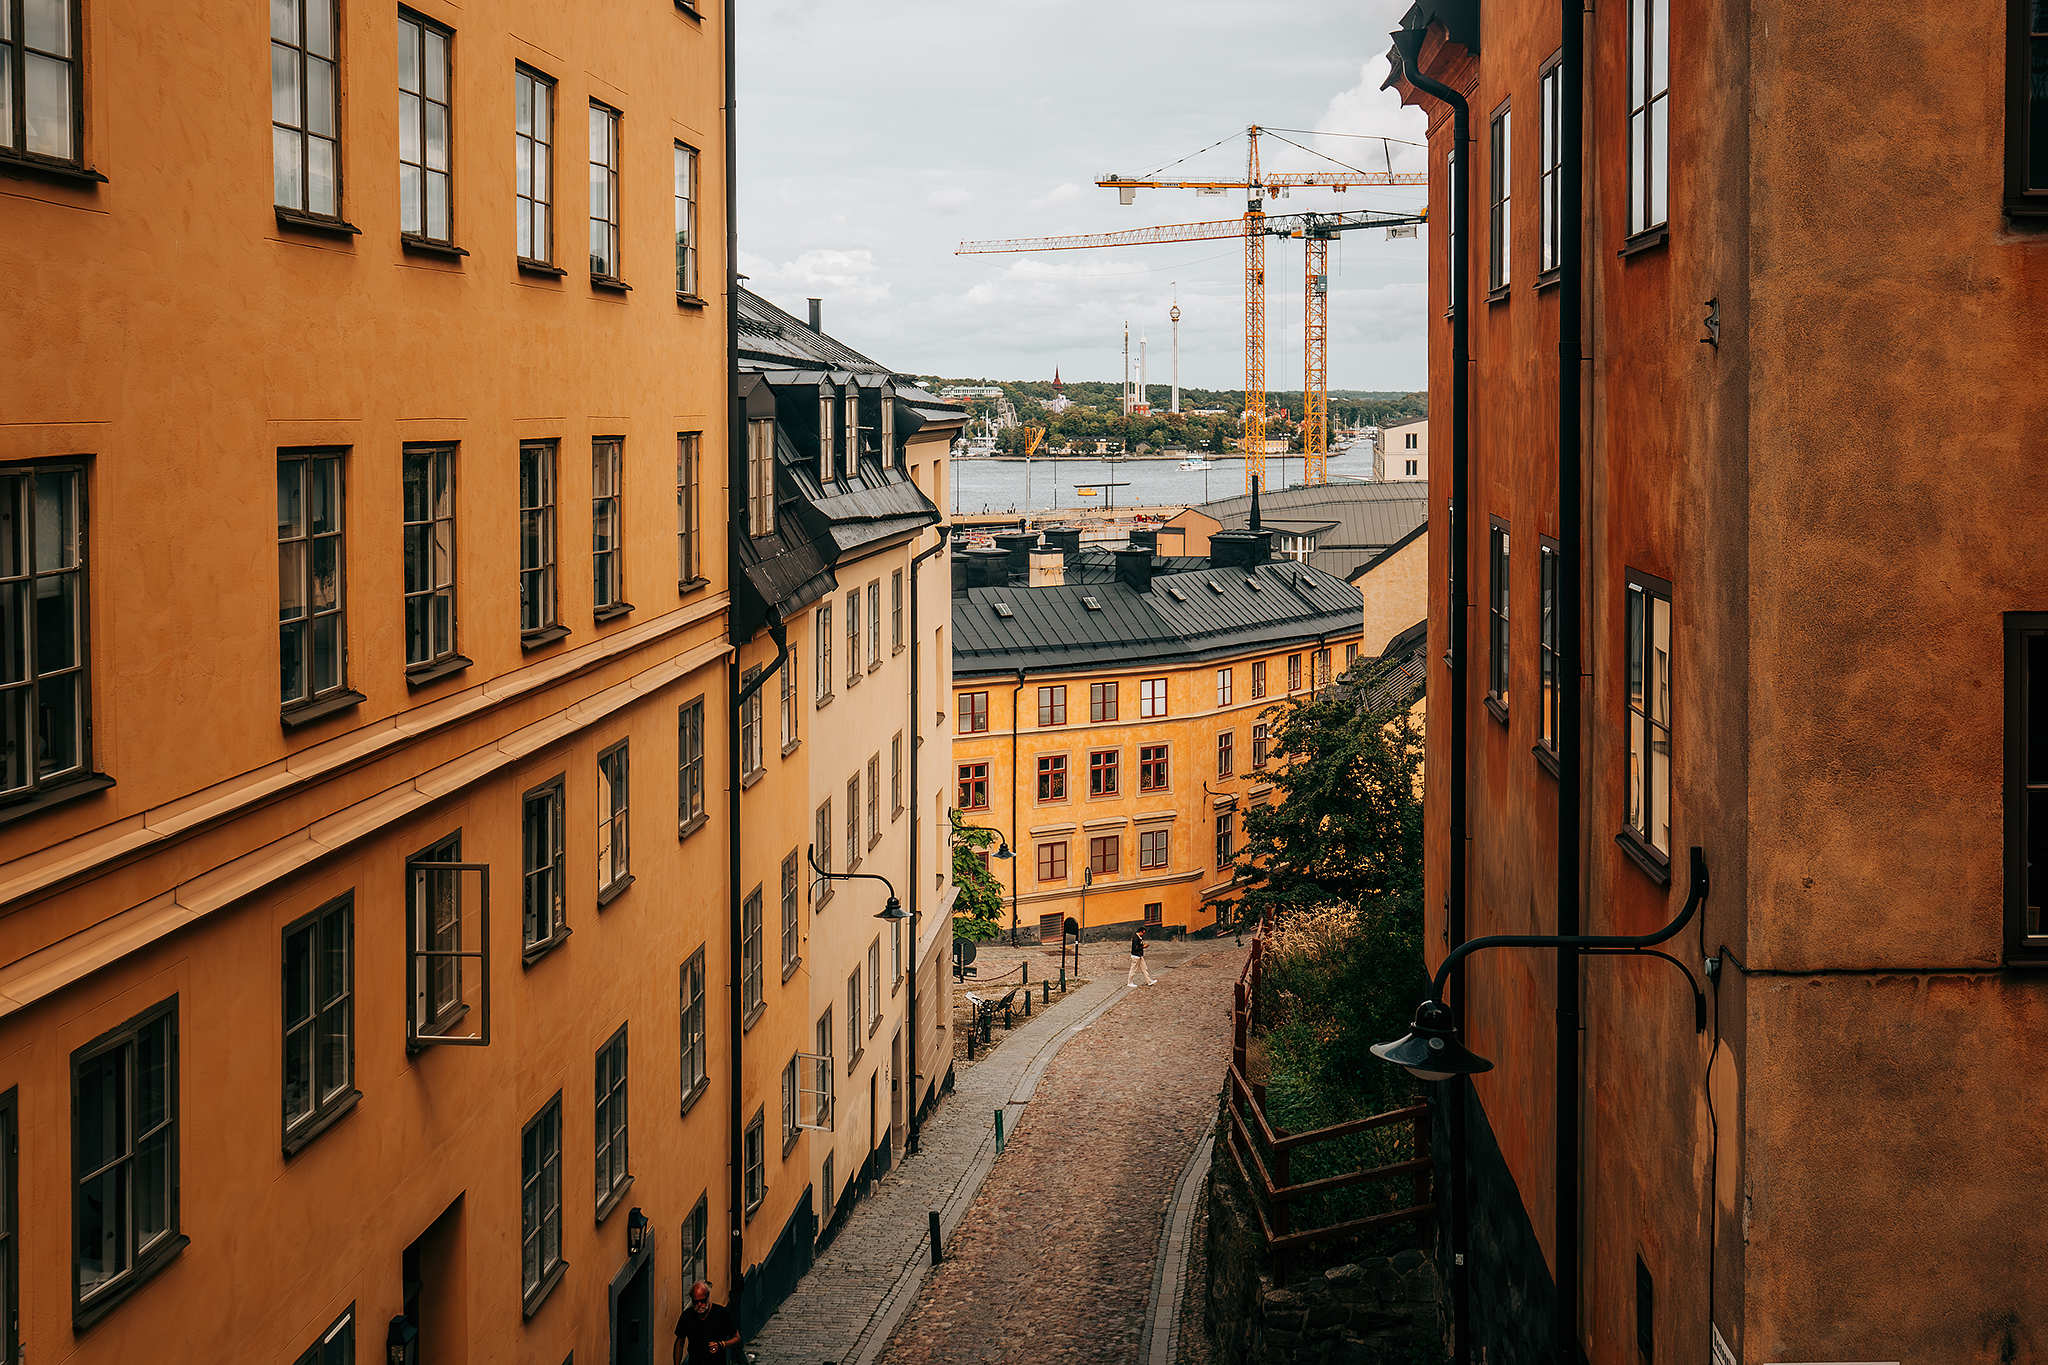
[1374,415,1430,482]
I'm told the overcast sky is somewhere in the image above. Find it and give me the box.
[735,0,1431,393]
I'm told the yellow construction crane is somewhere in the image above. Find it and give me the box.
[1096,126,1427,490]
[957,206,1425,486]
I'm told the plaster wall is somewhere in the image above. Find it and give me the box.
[1358,528,1430,658]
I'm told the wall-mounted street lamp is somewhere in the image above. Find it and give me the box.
[808,845,918,1152]
[626,1206,649,1257]
[386,1316,419,1365]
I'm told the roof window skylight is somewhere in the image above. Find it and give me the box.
[1082,596,1102,611]
[1209,582,1226,594]
[994,603,1014,619]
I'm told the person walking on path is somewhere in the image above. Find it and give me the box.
[1126,928,1157,986]
[673,1282,741,1364]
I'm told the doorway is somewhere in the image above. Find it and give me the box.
[400,1195,467,1365]
[612,1255,653,1365]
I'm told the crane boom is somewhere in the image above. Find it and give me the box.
[1097,172,1429,191]
[955,209,1424,256]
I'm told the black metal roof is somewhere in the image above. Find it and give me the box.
[1058,550,1215,584]
[1187,481,1428,581]
[954,559,1363,678]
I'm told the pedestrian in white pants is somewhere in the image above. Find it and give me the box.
[1126,928,1157,986]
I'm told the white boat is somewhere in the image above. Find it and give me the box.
[1177,457,1215,472]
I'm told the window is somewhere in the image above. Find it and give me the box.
[1036,753,1067,802]
[682,1195,708,1291]
[595,1027,629,1214]
[814,1011,835,1128]
[1623,573,1673,864]
[0,1087,13,1363]
[1139,744,1169,791]
[867,939,881,1027]
[868,581,882,669]
[282,895,355,1150]
[1140,677,1168,718]
[845,969,861,1064]
[818,391,835,482]
[677,433,701,585]
[1636,1256,1655,1362]
[589,101,621,278]
[1252,723,1270,768]
[1090,681,1119,721]
[1217,730,1234,776]
[292,1305,355,1365]
[781,850,800,971]
[1215,812,1235,869]
[1490,520,1510,706]
[598,742,631,896]
[406,834,488,1046]
[1405,459,1419,476]
[402,445,458,670]
[1089,748,1119,796]
[781,1057,799,1149]
[958,762,989,810]
[813,800,832,897]
[1314,649,1332,688]
[892,569,904,650]
[1036,841,1067,882]
[846,590,861,687]
[780,653,798,752]
[680,948,707,1104]
[846,775,861,868]
[1345,642,1359,667]
[747,419,776,538]
[1143,901,1163,926]
[1216,668,1233,706]
[72,997,179,1322]
[740,667,763,777]
[1406,433,1419,450]
[2003,614,2048,959]
[958,691,989,733]
[592,438,623,614]
[679,697,706,828]
[271,0,338,216]
[1488,103,1511,291]
[521,778,566,953]
[891,733,904,815]
[518,441,558,635]
[1540,541,1559,753]
[520,1095,564,1311]
[867,754,881,844]
[514,65,554,264]
[674,142,698,294]
[1038,685,1067,726]
[278,449,347,713]
[1288,654,1302,691]
[1539,56,1562,273]
[741,886,763,1021]
[397,11,453,244]
[1628,0,1669,236]
[891,915,903,984]
[1138,828,1169,869]
[1250,661,1266,698]
[2010,0,2048,211]
[815,603,833,701]
[1089,835,1119,876]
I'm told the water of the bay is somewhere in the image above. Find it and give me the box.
[945,441,1385,516]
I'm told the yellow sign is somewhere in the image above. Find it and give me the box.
[1076,487,1099,497]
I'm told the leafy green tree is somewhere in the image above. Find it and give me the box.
[950,811,1004,941]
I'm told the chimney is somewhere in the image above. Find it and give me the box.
[1114,546,1154,593]
[951,554,970,596]
[991,531,1039,583]
[962,546,1011,589]
[1028,549,1066,588]
[1209,476,1273,568]
[807,298,822,331]
[1041,526,1082,560]
[1127,527,1158,554]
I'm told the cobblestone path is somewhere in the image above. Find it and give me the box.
[875,943,1246,1365]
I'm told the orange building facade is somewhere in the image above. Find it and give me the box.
[2,2,740,1362]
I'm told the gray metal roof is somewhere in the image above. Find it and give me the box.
[1190,481,1427,580]
[954,559,1362,678]
[737,289,962,425]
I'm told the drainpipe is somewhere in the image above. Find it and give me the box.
[906,524,952,1156]
[1555,3,1586,1364]
[722,0,743,1303]
[1007,670,1027,944]
[1390,26,1471,1365]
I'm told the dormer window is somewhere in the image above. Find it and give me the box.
[748,419,775,536]
[817,393,833,482]
[882,394,897,467]
[844,394,860,469]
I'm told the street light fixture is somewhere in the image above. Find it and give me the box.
[626,1206,648,1257]
[808,846,918,1153]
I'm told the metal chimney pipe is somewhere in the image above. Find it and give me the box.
[807,297,821,331]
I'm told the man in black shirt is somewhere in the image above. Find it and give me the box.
[674,1281,741,1363]
[1126,927,1156,986]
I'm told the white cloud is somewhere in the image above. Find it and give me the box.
[739,248,892,312]
[925,188,975,214]
[1027,182,1085,212]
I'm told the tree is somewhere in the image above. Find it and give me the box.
[950,811,1004,941]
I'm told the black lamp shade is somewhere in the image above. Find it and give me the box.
[627,1207,648,1255]
[1370,1000,1494,1080]
[875,897,907,921]
[995,843,1014,860]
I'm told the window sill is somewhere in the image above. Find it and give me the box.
[867,659,884,674]
[676,292,708,309]
[1534,268,1561,293]
[816,692,835,709]
[678,810,711,841]
[597,873,637,909]
[282,1088,362,1158]
[1618,227,1669,260]
[740,767,765,790]
[1533,742,1560,780]
[891,805,904,821]
[518,258,568,278]
[744,1195,763,1224]
[674,0,703,20]
[814,888,834,912]
[782,739,802,758]
[2002,197,2048,219]
[868,831,883,851]
[593,601,635,623]
[1614,830,1673,887]
[274,207,361,238]
[521,1259,569,1320]
[522,928,572,968]
[783,1127,801,1157]
[893,644,906,656]
[405,655,473,688]
[595,1175,635,1224]
[0,771,116,828]
[401,235,469,260]
[742,999,767,1033]
[783,955,802,983]
[280,689,367,730]
[845,1047,864,1076]
[591,274,634,293]
[847,855,862,872]
[846,676,861,690]
[679,576,712,596]
[74,1233,191,1333]
[1484,694,1509,725]
[868,1014,883,1039]
[521,623,573,651]
[0,149,106,186]
[680,1075,711,1119]
[1485,284,1511,305]
[2001,951,2048,969]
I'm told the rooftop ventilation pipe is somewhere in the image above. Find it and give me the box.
[991,531,1039,583]
[1113,546,1154,593]
[807,297,821,331]
[1028,549,1066,588]
[962,547,1010,590]
[1127,527,1158,554]
[1040,526,1082,561]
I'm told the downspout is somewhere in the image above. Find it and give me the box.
[1555,2,1586,1364]
[1390,26,1471,1365]
[1008,670,1027,945]
[906,524,951,1156]
[722,0,743,1303]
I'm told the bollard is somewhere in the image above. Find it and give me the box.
[967,1032,977,1060]
[1023,990,1032,1017]
[1043,980,1050,1005]
[930,1210,944,1264]
[1059,966,1066,993]
[1023,962,1029,985]
[994,1108,1006,1153]
[1003,1003,1012,1030]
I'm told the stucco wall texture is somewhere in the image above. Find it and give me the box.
[1401,0,2048,1361]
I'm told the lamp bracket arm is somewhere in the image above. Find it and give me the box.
[805,843,899,900]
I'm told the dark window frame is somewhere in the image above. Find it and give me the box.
[597,739,632,901]
[1488,517,1510,713]
[1035,752,1068,803]
[1250,660,1267,699]
[518,440,559,638]
[401,444,460,672]
[780,849,800,975]
[2,0,86,172]
[958,691,989,733]
[1088,834,1120,876]
[677,431,702,585]
[270,0,341,219]
[396,8,455,247]
[739,666,763,779]
[1215,811,1235,869]
[519,1092,566,1316]
[1252,722,1270,768]
[0,1085,14,1364]
[1538,536,1560,759]
[1538,51,1564,275]
[521,776,567,958]
[1138,827,1169,869]
[1627,0,1671,238]
[1138,744,1169,792]
[1036,840,1068,882]
[1037,684,1067,727]
[587,100,622,282]
[957,761,989,810]
[591,437,626,615]
[2008,0,2048,213]
[594,1025,630,1220]
[679,696,707,830]
[406,833,491,1047]
[2004,612,2048,963]
[1089,680,1119,722]
[282,892,359,1155]
[514,63,554,266]
[291,1303,355,1365]
[680,947,708,1112]
[747,419,776,539]
[278,448,350,715]
[1088,747,1119,796]
[1620,569,1674,878]
[673,141,699,295]
[742,1107,766,1216]
[70,995,184,1331]
[741,885,764,1025]
[2,459,93,802]
[1488,98,1512,294]
[682,1195,708,1291]
[1217,729,1235,776]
